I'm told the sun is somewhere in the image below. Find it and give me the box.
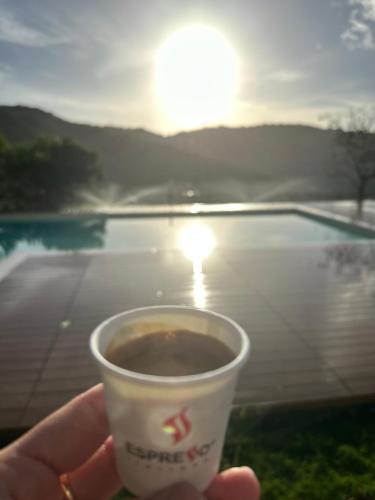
[155,25,240,129]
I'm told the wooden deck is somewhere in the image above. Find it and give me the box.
[1,242,375,428]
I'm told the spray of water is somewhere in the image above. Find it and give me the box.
[77,184,170,209]
[120,185,169,204]
[78,184,130,209]
[252,179,312,203]
[76,176,315,210]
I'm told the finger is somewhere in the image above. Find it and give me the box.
[68,437,122,500]
[145,482,205,500]
[14,384,110,474]
[205,467,260,500]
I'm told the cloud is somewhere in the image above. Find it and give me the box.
[342,0,375,50]
[350,0,375,20]
[0,61,12,83]
[267,70,308,83]
[96,46,153,79]
[0,7,69,47]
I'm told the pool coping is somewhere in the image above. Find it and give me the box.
[1,201,375,284]
[0,201,296,220]
[296,204,375,235]
[0,201,374,232]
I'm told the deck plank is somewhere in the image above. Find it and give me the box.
[0,243,374,428]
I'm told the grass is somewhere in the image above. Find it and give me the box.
[221,403,375,500]
[2,403,375,499]
[113,402,375,500]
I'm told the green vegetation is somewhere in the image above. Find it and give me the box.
[1,403,374,499]
[111,403,375,500]
[222,404,375,500]
[2,105,375,205]
[0,134,100,213]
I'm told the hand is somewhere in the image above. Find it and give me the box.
[147,468,260,500]
[0,384,260,500]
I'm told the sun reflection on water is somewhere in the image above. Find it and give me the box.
[179,224,216,308]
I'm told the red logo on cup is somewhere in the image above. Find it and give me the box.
[163,408,191,444]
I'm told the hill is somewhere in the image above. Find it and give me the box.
[0,106,235,195]
[167,125,344,202]
[0,105,372,204]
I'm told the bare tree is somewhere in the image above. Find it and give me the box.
[324,107,375,215]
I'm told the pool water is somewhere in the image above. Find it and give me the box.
[0,213,374,259]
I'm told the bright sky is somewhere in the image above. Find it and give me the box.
[0,0,375,134]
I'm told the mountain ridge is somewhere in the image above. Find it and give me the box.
[0,105,371,203]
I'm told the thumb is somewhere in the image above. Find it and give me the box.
[144,482,205,500]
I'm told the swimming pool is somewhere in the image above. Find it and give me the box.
[0,212,374,259]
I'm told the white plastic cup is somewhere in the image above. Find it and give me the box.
[90,306,250,498]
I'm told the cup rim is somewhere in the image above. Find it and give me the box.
[90,305,250,386]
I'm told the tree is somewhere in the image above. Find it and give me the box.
[0,137,101,212]
[0,134,8,152]
[0,134,11,210]
[325,107,375,215]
